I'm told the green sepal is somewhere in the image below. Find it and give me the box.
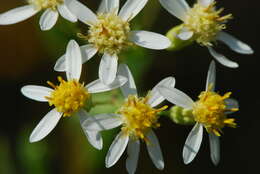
[169,106,196,125]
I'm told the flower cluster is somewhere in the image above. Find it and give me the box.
[0,0,253,173]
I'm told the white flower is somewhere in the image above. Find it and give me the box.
[80,64,175,174]
[54,0,171,85]
[157,60,239,165]
[21,40,127,150]
[0,0,78,30]
[159,0,254,68]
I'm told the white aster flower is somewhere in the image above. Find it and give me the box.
[0,0,78,30]
[159,0,254,68]
[157,60,239,165]
[54,0,171,85]
[21,40,127,150]
[80,64,175,174]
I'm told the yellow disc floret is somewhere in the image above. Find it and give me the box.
[117,95,167,141]
[28,0,63,11]
[192,88,238,136]
[46,77,90,117]
[78,12,132,55]
[184,1,232,46]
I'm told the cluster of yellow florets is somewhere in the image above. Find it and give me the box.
[28,0,63,10]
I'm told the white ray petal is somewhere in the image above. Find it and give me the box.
[119,0,148,21]
[208,47,239,68]
[98,0,119,14]
[97,0,107,13]
[159,0,190,21]
[183,123,203,164]
[126,140,140,174]
[39,9,59,31]
[146,130,164,170]
[99,53,118,85]
[21,85,53,102]
[148,77,176,107]
[198,0,213,8]
[129,30,171,50]
[30,109,62,143]
[209,133,220,166]
[177,27,194,40]
[118,64,137,98]
[65,40,82,80]
[0,5,39,25]
[57,4,77,22]
[217,32,254,54]
[206,60,216,91]
[106,131,129,168]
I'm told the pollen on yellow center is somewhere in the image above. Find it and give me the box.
[28,0,63,10]
[192,88,238,136]
[184,1,232,46]
[45,77,90,117]
[78,12,132,55]
[117,95,167,141]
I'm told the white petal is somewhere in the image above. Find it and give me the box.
[39,9,59,31]
[97,0,107,13]
[97,0,119,14]
[58,4,77,22]
[99,53,118,85]
[217,32,254,54]
[65,40,82,80]
[0,5,38,25]
[118,64,137,98]
[183,123,203,164]
[129,30,171,50]
[119,0,148,21]
[106,131,129,168]
[177,27,194,40]
[81,113,123,131]
[159,0,189,21]
[146,130,164,170]
[21,85,53,102]
[157,86,194,109]
[30,109,62,143]
[126,140,140,174]
[198,0,213,7]
[148,77,176,107]
[86,75,127,93]
[209,133,220,166]
[65,0,97,25]
[206,60,216,91]
[208,47,239,68]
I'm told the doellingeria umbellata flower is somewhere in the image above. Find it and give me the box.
[54,0,171,85]
[157,61,239,165]
[79,64,175,174]
[159,0,253,68]
[21,40,127,150]
[0,0,77,30]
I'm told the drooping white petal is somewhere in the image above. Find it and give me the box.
[177,27,194,40]
[208,47,239,68]
[21,85,53,102]
[97,0,119,14]
[30,109,62,143]
[57,4,77,22]
[217,32,254,54]
[129,30,171,50]
[209,133,220,166]
[99,53,118,85]
[198,0,213,8]
[126,140,140,174]
[157,86,194,109]
[118,64,137,98]
[65,0,97,25]
[86,75,127,93]
[106,131,129,168]
[146,130,164,170]
[39,9,59,31]
[159,0,190,21]
[119,0,148,21]
[206,60,216,91]
[0,5,39,25]
[148,77,176,108]
[81,114,123,131]
[65,40,82,80]
[225,98,239,114]
[183,123,203,164]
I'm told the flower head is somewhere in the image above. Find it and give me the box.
[28,0,63,11]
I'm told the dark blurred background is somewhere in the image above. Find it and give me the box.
[0,0,259,174]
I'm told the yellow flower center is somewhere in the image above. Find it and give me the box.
[45,77,90,117]
[117,95,167,141]
[192,88,238,136]
[78,12,132,55]
[28,0,63,10]
[184,1,232,46]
